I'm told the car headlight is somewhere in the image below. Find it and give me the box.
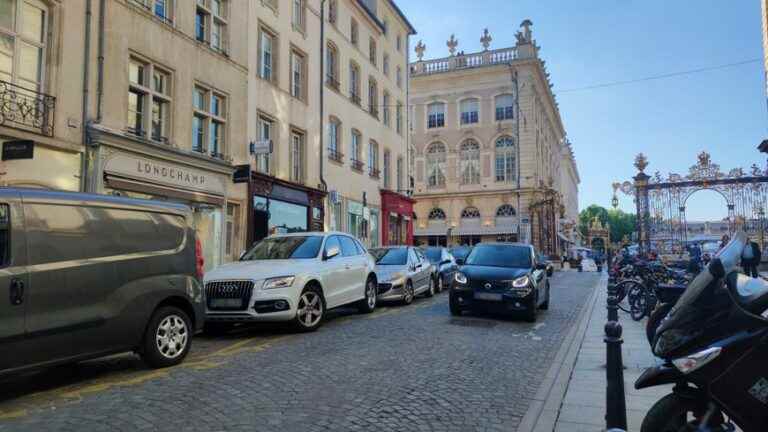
[454,272,468,284]
[512,275,530,288]
[388,272,406,286]
[263,276,295,290]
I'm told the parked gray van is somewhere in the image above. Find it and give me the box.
[0,188,205,375]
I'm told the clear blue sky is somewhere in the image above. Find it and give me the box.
[399,0,767,221]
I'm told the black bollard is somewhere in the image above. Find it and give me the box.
[605,321,628,431]
[606,288,620,322]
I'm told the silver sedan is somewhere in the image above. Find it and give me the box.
[369,246,436,305]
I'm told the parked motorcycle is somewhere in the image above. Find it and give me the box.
[636,232,768,432]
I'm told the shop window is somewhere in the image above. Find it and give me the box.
[369,209,379,247]
[253,196,308,240]
[128,57,172,143]
[192,84,227,158]
[347,201,364,240]
[225,202,240,259]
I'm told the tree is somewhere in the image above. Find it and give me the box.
[579,205,636,244]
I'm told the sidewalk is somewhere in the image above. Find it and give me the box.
[520,273,671,432]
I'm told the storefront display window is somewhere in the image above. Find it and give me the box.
[348,200,364,240]
[330,201,343,232]
[253,196,308,238]
[369,209,379,247]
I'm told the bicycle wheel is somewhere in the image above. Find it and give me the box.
[615,280,640,313]
[630,288,649,321]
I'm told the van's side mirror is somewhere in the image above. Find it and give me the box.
[324,246,340,260]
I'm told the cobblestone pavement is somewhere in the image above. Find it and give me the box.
[0,272,600,432]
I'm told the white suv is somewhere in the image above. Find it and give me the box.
[203,232,378,332]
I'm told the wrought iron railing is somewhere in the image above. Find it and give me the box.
[369,105,379,119]
[351,159,365,172]
[350,93,361,106]
[327,148,344,163]
[326,74,340,91]
[369,167,381,179]
[0,80,55,137]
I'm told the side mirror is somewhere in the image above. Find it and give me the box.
[455,258,465,266]
[325,246,340,260]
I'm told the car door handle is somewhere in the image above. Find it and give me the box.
[9,278,24,306]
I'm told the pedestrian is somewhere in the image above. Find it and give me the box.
[719,234,730,252]
[742,240,762,278]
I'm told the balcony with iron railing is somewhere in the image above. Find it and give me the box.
[350,159,365,173]
[326,74,340,91]
[327,148,344,163]
[369,105,379,120]
[410,47,518,77]
[0,80,55,137]
[350,92,362,106]
[369,167,380,179]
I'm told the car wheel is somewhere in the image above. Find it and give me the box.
[357,276,377,314]
[425,277,435,298]
[203,322,234,336]
[402,281,415,305]
[294,285,325,332]
[449,293,462,316]
[142,306,192,368]
[540,283,550,310]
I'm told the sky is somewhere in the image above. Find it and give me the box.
[397,0,767,221]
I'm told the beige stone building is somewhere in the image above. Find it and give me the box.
[409,21,579,256]
[0,0,250,271]
[242,0,415,248]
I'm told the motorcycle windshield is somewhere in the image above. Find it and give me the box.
[654,231,747,357]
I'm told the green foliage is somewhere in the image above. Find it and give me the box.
[578,204,636,244]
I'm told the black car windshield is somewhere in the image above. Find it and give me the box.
[241,236,323,260]
[450,247,472,260]
[423,248,442,263]
[465,245,532,268]
[370,248,408,265]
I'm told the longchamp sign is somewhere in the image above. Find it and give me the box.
[104,152,226,196]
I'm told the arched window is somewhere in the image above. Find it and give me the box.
[495,94,514,121]
[461,207,481,219]
[496,205,517,217]
[460,139,480,185]
[426,142,446,188]
[460,98,479,124]
[428,208,446,221]
[495,136,516,183]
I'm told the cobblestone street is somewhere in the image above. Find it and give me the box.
[0,272,600,432]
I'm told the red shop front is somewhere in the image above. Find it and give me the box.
[380,190,415,246]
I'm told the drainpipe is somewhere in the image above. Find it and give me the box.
[81,0,93,192]
[318,0,328,193]
[510,64,522,241]
[96,0,106,122]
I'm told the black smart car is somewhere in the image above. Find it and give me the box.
[450,243,550,322]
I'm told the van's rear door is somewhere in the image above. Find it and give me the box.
[0,190,28,372]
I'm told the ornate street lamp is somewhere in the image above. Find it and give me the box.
[611,195,619,209]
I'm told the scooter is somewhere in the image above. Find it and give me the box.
[636,232,768,432]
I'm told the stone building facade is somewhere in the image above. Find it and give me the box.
[409,22,579,256]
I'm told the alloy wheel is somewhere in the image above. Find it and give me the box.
[366,280,377,309]
[297,291,323,327]
[155,314,189,360]
[404,283,414,304]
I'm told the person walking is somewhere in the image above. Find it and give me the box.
[719,234,730,251]
[742,240,762,278]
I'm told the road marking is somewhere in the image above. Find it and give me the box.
[0,409,28,420]
[58,369,170,400]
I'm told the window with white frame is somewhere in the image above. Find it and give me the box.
[369,37,377,66]
[460,139,480,185]
[259,26,276,82]
[396,66,402,88]
[128,57,172,143]
[290,48,306,100]
[290,130,305,183]
[427,102,445,129]
[382,18,389,36]
[368,77,378,118]
[368,140,379,177]
[292,0,305,32]
[382,91,391,126]
[460,98,479,125]
[383,149,391,189]
[396,156,403,192]
[328,0,337,24]
[351,129,362,166]
[327,117,342,160]
[350,17,359,46]
[196,0,228,53]
[192,85,226,158]
[349,61,361,105]
[426,142,446,188]
[495,136,516,182]
[495,94,514,121]
[396,101,403,134]
[383,53,390,76]
[256,115,274,173]
[132,0,173,23]
[326,41,339,89]
[396,34,402,52]
[0,0,47,91]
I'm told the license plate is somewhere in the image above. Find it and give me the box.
[211,298,243,308]
[475,292,503,301]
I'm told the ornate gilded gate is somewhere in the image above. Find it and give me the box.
[616,152,768,255]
